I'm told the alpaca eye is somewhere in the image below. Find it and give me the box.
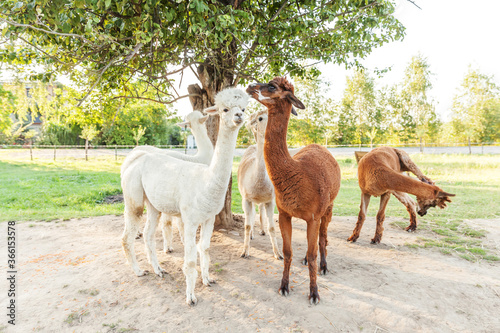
[258,117,263,121]
[242,108,245,112]
[223,108,229,112]
[268,86,276,91]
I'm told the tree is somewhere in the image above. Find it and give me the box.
[338,69,377,147]
[1,0,404,227]
[399,55,437,152]
[80,124,99,161]
[292,72,336,145]
[451,67,500,153]
[132,125,147,146]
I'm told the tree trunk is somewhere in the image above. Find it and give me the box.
[419,136,423,153]
[468,137,471,154]
[85,139,89,161]
[188,80,233,229]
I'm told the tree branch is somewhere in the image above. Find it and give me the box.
[0,18,94,45]
[111,93,200,104]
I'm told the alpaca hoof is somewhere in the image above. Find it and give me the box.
[274,253,284,260]
[135,232,143,240]
[186,295,198,306]
[154,268,167,278]
[319,267,329,275]
[309,294,320,305]
[370,238,381,244]
[135,269,148,277]
[259,230,266,236]
[240,251,250,258]
[347,235,358,242]
[163,247,174,253]
[301,258,308,266]
[405,225,417,232]
[278,286,290,297]
[203,278,216,286]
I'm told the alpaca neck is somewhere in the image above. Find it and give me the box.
[255,133,266,168]
[390,172,437,199]
[193,129,214,161]
[264,101,296,180]
[206,124,238,197]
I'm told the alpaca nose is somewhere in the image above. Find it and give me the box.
[234,112,243,124]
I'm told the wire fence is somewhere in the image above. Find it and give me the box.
[1,142,499,161]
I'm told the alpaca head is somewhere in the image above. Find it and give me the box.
[246,109,268,141]
[246,77,305,115]
[176,111,209,130]
[204,88,248,129]
[416,188,455,216]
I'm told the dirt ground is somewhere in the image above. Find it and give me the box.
[2,214,499,333]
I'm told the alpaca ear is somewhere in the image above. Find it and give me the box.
[199,115,209,124]
[286,92,305,110]
[437,191,455,198]
[176,121,191,128]
[203,106,218,115]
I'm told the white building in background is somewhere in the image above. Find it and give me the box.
[187,134,196,149]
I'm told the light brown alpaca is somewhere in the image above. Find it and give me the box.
[246,77,341,305]
[238,110,283,260]
[348,146,455,244]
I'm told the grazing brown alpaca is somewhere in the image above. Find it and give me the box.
[348,146,455,244]
[246,77,341,305]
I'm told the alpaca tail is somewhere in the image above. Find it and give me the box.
[121,149,148,175]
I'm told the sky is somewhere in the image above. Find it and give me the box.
[171,0,500,121]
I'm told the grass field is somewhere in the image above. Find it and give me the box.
[1,150,499,260]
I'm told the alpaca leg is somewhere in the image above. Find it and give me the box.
[319,205,333,275]
[258,203,266,235]
[122,206,146,277]
[182,222,198,306]
[144,202,166,277]
[306,217,321,305]
[265,201,283,260]
[241,199,256,258]
[278,212,293,297]
[198,217,216,286]
[371,192,391,244]
[392,191,418,232]
[160,213,174,253]
[348,193,371,242]
[175,217,185,245]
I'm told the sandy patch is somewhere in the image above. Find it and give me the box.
[1,215,499,333]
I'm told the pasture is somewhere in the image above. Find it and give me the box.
[0,150,499,332]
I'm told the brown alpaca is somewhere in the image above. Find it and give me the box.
[348,147,455,244]
[246,77,341,305]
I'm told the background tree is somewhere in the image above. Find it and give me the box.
[451,67,500,153]
[398,55,437,152]
[132,125,147,146]
[79,124,99,161]
[338,69,377,147]
[0,0,404,227]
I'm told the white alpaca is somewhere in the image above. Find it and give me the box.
[122,111,214,252]
[238,110,283,260]
[120,88,248,305]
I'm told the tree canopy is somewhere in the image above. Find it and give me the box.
[1,0,405,105]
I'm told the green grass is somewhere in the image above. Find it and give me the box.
[1,150,499,261]
[0,153,124,222]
